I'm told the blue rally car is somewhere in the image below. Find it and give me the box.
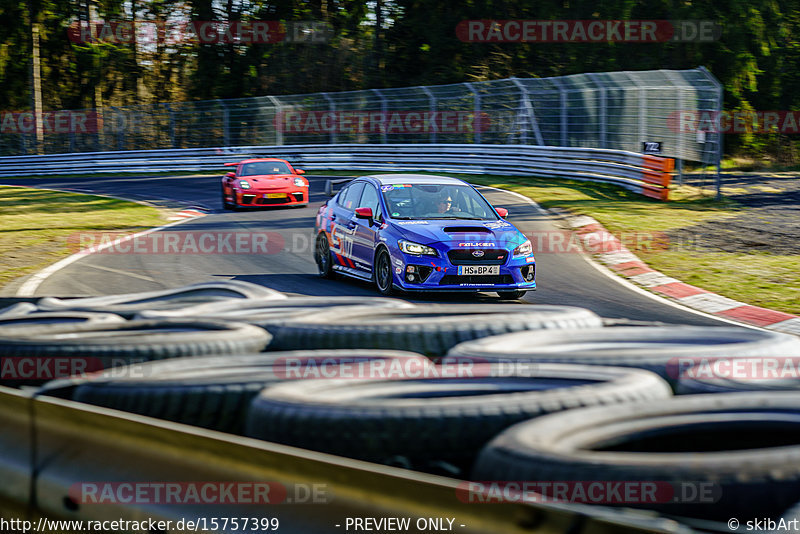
[314,174,536,299]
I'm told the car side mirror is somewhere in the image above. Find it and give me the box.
[355,207,373,220]
[225,172,235,178]
[295,169,305,174]
[495,207,509,218]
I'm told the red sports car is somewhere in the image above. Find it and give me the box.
[221,158,309,209]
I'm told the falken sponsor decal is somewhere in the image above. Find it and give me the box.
[396,220,429,225]
[381,184,413,191]
[483,221,512,229]
[458,242,495,247]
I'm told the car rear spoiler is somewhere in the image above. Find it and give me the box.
[324,178,353,197]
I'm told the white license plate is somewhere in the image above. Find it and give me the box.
[458,265,500,276]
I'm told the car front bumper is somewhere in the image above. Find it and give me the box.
[391,250,536,291]
[235,188,308,207]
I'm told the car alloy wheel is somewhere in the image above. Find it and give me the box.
[315,234,334,278]
[375,250,395,296]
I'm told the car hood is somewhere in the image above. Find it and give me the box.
[391,219,527,249]
[238,175,301,189]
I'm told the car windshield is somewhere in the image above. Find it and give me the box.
[380,183,498,220]
[239,161,292,176]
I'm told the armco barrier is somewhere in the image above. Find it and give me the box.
[0,144,675,200]
[0,387,692,533]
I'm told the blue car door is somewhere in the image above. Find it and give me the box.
[330,181,364,272]
[351,182,382,273]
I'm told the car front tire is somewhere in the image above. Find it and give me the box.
[374,249,396,296]
[315,233,335,279]
[221,185,234,210]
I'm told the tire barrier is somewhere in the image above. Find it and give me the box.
[41,350,431,434]
[0,311,125,330]
[1,319,270,385]
[244,364,671,476]
[17,281,800,525]
[34,280,285,318]
[444,326,800,386]
[135,295,415,344]
[471,392,800,521]
[269,304,604,355]
[0,302,38,318]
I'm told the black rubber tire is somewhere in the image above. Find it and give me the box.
[221,184,233,210]
[472,392,800,521]
[374,248,396,296]
[35,281,285,318]
[135,296,414,348]
[271,304,603,356]
[444,326,800,384]
[245,363,671,475]
[496,290,526,300]
[0,302,37,318]
[0,311,125,331]
[0,318,270,369]
[41,350,430,434]
[314,233,335,279]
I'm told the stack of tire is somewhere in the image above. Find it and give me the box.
[4,280,800,525]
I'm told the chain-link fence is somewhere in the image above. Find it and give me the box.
[1,67,722,175]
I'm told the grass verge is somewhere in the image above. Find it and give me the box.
[0,186,165,291]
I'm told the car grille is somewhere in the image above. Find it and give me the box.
[256,196,289,205]
[439,275,514,285]
[447,249,508,265]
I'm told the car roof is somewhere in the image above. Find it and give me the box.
[363,174,466,186]
[236,158,291,165]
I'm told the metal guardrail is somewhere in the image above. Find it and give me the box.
[0,387,693,533]
[0,144,675,200]
[0,68,722,177]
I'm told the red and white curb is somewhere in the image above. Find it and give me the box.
[565,215,800,336]
[168,208,208,221]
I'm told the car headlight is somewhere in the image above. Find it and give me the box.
[239,180,251,189]
[513,239,532,256]
[399,240,437,256]
[293,178,306,187]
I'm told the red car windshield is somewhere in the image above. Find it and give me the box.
[240,161,292,176]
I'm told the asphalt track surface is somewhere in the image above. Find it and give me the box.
[1,174,737,326]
